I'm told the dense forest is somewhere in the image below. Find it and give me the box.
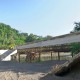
[0,23,53,49]
[0,22,80,49]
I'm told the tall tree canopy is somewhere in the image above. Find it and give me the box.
[72,22,80,32]
[0,23,53,49]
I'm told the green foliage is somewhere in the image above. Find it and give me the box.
[71,22,80,33]
[71,43,80,56]
[70,22,80,56]
[43,35,53,40]
[0,23,53,49]
[74,22,80,32]
[9,43,15,49]
[26,34,45,42]
[26,34,37,42]
[0,23,28,49]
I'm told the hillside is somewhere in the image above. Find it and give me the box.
[0,23,53,49]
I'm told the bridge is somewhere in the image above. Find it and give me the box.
[16,32,80,62]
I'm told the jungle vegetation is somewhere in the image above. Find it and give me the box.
[0,22,80,49]
[0,23,53,49]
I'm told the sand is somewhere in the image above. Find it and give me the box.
[0,60,80,80]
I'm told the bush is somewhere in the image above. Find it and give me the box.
[71,43,80,56]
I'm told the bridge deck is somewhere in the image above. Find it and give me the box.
[16,33,80,62]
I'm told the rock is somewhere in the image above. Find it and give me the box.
[53,53,80,76]
[53,64,70,76]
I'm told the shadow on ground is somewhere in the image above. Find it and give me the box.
[0,60,66,75]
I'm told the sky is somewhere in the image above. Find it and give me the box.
[0,0,80,37]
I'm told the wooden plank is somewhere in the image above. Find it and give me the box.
[51,52,53,60]
[39,52,41,61]
[18,53,20,62]
[58,52,60,60]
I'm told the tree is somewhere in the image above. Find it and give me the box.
[26,34,37,42]
[71,43,80,57]
[71,22,80,33]
[43,35,53,40]
[0,22,53,49]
